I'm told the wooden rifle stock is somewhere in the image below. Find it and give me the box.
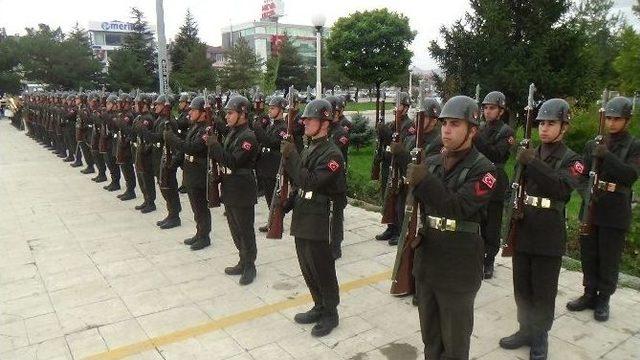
[204,89,222,208]
[266,85,297,239]
[159,120,173,190]
[502,83,536,257]
[381,90,402,224]
[579,89,609,236]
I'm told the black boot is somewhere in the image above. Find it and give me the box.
[183,236,197,245]
[135,201,148,210]
[594,294,610,322]
[160,217,181,229]
[178,185,187,194]
[239,264,257,285]
[258,224,269,233]
[92,173,107,183]
[103,182,121,191]
[388,236,398,246]
[294,306,323,324]
[483,256,495,279]
[140,202,156,214]
[375,226,394,241]
[567,290,596,312]
[332,246,342,260]
[63,155,75,162]
[412,295,418,306]
[190,236,211,251]
[119,190,136,201]
[224,262,244,275]
[499,328,531,349]
[529,332,548,360]
[70,160,83,168]
[156,216,169,227]
[80,166,95,174]
[311,309,339,337]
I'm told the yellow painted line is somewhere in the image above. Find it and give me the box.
[85,270,392,360]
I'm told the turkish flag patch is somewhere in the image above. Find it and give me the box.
[343,126,349,132]
[124,116,130,123]
[201,134,209,142]
[481,173,497,189]
[339,136,348,145]
[279,131,287,138]
[570,161,585,176]
[327,160,340,172]
[408,126,416,135]
[508,136,515,145]
[241,141,252,151]
[143,120,149,127]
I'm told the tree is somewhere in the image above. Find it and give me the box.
[262,56,279,94]
[613,26,640,94]
[429,0,601,118]
[349,113,374,150]
[18,24,65,87]
[171,44,217,91]
[0,35,22,93]
[116,7,157,90]
[107,48,153,90]
[59,23,103,89]
[274,34,309,90]
[634,0,640,18]
[326,8,416,100]
[170,9,201,73]
[220,37,262,90]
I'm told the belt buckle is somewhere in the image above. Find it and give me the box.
[385,145,391,152]
[607,182,616,192]
[444,219,457,232]
[541,198,551,208]
[597,181,606,191]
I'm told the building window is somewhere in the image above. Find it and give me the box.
[105,33,125,46]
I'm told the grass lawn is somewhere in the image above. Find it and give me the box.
[346,102,394,112]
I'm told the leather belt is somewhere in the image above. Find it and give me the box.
[426,216,480,233]
[596,180,630,194]
[298,189,313,199]
[261,147,273,153]
[523,194,564,211]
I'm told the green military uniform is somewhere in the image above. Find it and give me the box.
[285,99,346,337]
[132,96,157,213]
[114,95,137,200]
[409,96,496,359]
[76,96,96,173]
[101,95,122,191]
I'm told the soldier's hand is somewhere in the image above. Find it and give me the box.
[163,129,175,145]
[390,141,403,155]
[407,163,428,187]
[280,140,296,159]
[516,148,535,165]
[593,144,608,158]
[205,132,218,147]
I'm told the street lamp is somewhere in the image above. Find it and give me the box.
[408,65,415,101]
[312,14,326,99]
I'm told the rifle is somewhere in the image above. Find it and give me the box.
[579,89,610,236]
[159,95,173,190]
[266,85,297,239]
[381,90,403,224]
[502,83,536,257]
[390,81,426,296]
[205,88,222,208]
[475,84,485,128]
[371,87,386,180]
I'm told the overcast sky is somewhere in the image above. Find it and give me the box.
[1,0,638,70]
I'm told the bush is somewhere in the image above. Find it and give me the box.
[349,113,374,150]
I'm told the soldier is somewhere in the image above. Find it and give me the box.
[175,93,192,194]
[252,92,270,131]
[101,94,122,191]
[62,94,79,164]
[114,93,137,201]
[289,90,306,153]
[499,99,585,360]
[406,95,496,359]
[132,93,157,214]
[325,95,350,259]
[148,94,182,229]
[207,95,259,284]
[474,91,515,279]
[75,93,95,173]
[567,96,640,321]
[88,92,108,183]
[280,98,346,337]
[336,95,353,133]
[376,92,416,245]
[164,96,211,250]
[255,95,288,233]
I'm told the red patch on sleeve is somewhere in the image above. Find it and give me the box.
[343,126,349,132]
[570,161,585,176]
[507,136,515,145]
[327,160,340,172]
[124,116,130,123]
[474,182,489,197]
[339,136,348,145]
[279,131,287,138]
[408,126,416,135]
[201,134,209,142]
[143,120,149,127]
[481,173,496,189]
[241,141,252,151]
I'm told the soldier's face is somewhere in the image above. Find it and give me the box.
[423,116,437,132]
[106,102,115,111]
[303,118,328,137]
[255,101,263,110]
[441,118,475,150]
[605,116,627,134]
[154,103,164,114]
[188,109,202,123]
[75,98,81,106]
[179,101,188,110]
[538,120,565,143]
[483,105,503,121]
[268,106,281,118]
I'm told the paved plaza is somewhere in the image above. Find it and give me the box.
[0,119,639,360]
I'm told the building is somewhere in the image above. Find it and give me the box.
[220,1,321,65]
[87,20,155,70]
[206,46,226,69]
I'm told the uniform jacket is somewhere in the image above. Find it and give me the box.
[474,120,514,201]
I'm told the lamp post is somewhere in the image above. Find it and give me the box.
[408,65,415,101]
[312,14,326,100]
[155,0,169,94]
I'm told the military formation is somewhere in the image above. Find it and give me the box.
[8,84,639,359]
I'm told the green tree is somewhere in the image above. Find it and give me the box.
[326,8,415,100]
[171,44,217,91]
[275,34,309,90]
[220,37,262,90]
[18,24,65,87]
[169,9,201,73]
[0,35,21,93]
[118,7,157,90]
[613,26,640,94]
[634,0,640,18]
[107,48,153,90]
[59,23,103,89]
[262,56,279,94]
[349,113,374,150]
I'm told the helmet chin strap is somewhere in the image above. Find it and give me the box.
[451,124,473,152]
[551,123,567,143]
